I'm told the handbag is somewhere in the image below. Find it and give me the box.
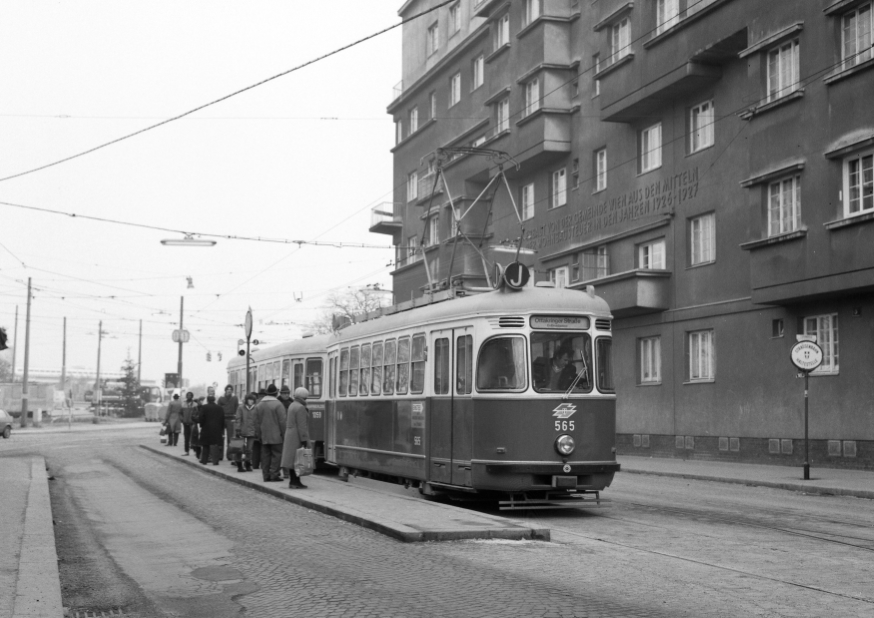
[227,437,245,458]
[159,425,167,437]
[294,446,314,477]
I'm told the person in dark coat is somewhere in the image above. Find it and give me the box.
[217,385,239,463]
[233,392,258,472]
[276,386,293,477]
[280,387,311,489]
[180,391,199,456]
[163,393,183,446]
[198,393,225,465]
[254,384,286,482]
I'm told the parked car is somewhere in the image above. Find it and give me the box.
[0,408,12,438]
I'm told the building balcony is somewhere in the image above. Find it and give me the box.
[573,269,671,318]
[369,203,403,236]
[417,172,444,204]
[473,0,504,18]
[509,108,572,175]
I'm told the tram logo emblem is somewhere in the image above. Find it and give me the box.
[552,403,577,419]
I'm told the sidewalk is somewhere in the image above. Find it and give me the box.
[12,419,155,435]
[618,455,874,500]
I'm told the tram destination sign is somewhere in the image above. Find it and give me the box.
[790,340,823,372]
[531,316,590,330]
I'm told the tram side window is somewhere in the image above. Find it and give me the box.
[349,346,360,396]
[360,343,371,396]
[456,334,472,394]
[273,361,281,385]
[477,336,527,391]
[329,356,336,398]
[434,337,450,395]
[293,363,302,390]
[282,359,291,388]
[383,339,396,395]
[396,337,411,394]
[411,334,426,394]
[596,338,615,392]
[371,342,383,395]
[339,348,349,396]
[531,332,593,393]
[306,358,323,398]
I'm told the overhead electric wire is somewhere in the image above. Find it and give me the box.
[0,0,457,184]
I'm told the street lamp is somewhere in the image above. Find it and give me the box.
[160,234,216,247]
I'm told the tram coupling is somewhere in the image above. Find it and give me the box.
[498,490,610,511]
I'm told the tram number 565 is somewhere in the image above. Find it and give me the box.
[555,420,575,431]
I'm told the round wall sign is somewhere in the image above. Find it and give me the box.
[503,262,530,290]
[790,340,823,372]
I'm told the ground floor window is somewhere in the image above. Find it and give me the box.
[688,329,714,381]
[640,337,661,383]
[803,314,839,374]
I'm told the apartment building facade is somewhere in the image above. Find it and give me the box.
[374,0,874,469]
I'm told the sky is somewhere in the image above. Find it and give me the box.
[0,1,404,389]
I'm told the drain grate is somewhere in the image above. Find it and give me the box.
[70,609,128,617]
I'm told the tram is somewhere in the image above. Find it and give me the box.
[227,275,619,509]
[226,334,332,462]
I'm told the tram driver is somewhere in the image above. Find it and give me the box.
[532,335,591,393]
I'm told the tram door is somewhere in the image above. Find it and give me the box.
[429,328,473,487]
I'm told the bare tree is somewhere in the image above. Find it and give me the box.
[306,285,391,334]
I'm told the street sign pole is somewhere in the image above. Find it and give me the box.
[790,337,822,481]
[177,296,184,391]
[803,369,810,480]
[245,308,253,395]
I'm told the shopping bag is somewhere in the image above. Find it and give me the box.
[227,438,245,458]
[159,425,167,437]
[294,446,314,477]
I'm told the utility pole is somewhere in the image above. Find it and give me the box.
[11,305,18,383]
[137,319,143,383]
[62,317,70,429]
[177,296,184,390]
[20,278,31,429]
[95,320,103,417]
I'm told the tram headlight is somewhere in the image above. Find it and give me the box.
[555,434,575,456]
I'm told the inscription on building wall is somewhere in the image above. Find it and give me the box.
[526,167,700,250]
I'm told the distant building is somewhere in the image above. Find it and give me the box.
[376,0,874,468]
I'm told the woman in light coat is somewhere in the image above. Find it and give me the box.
[163,394,183,447]
[280,387,311,489]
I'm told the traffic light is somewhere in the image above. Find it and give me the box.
[206,352,212,362]
[217,352,222,361]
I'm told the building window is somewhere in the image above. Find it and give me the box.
[574,246,608,281]
[640,122,662,173]
[471,135,486,148]
[593,53,601,96]
[495,13,510,48]
[768,176,801,236]
[656,0,680,34]
[611,17,631,63]
[690,213,715,265]
[407,235,419,263]
[429,91,437,119]
[549,266,569,288]
[449,72,461,107]
[524,78,540,116]
[395,120,403,145]
[842,3,873,69]
[640,337,661,383]
[688,330,714,381]
[523,0,541,26]
[409,106,418,134]
[843,149,873,217]
[521,182,535,220]
[639,239,665,269]
[771,318,784,338]
[551,168,567,208]
[449,2,461,36]
[496,96,510,132]
[767,39,800,102]
[472,54,484,90]
[804,314,839,374]
[572,158,580,189]
[407,171,418,202]
[427,22,439,56]
[690,100,714,152]
[595,148,607,192]
[425,216,439,247]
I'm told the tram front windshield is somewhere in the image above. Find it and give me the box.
[531,332,593,393]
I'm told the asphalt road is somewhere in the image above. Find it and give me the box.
[3,424,873,618]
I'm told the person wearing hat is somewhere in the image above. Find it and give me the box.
[280,387,311,489]
[163,393,183,447]
[198,391,225,465]
[253,383,286,482]
[180,391,200,456]
[217,385,239,464]
[233,392,258,472]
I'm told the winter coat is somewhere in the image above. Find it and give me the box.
[235,403,257,438]
[280,397,311,469]
[164,399,183,432]
[254,395,286,445]
[198,399,225,446]
[218,394,239,419]
[181,399,199,425]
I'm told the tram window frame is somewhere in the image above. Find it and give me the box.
[476,335,528,392]
[383,339,397,395]
[339,348,349,396]
[370,342,383,395]
[282,359,291,388]
[305,358,323,398]
[410,333,426,394]
[434,337,450,395]
[349,346,360,396]
[456,334,473,395]
[396,337,411,395]
[596,337,615,392]
[329,356,336,398]
[293,362,303,390]
[360,343,372,396]
[530,332,593,393]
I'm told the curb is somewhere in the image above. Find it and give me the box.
[13,457,63,618]
[140,445,550,543]
[620,468,874,500]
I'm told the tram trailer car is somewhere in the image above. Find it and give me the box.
[325,283,620,509]
[227,334,332,463]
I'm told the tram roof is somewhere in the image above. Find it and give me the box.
[335,285,611,343]
[226,333,336,370]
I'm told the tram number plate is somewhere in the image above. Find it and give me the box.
[554,420,575,431]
